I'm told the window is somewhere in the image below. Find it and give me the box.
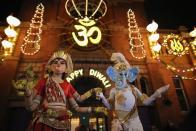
[172,77,189,111]
[140,77,149,94]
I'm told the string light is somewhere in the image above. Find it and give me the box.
[166,64,196,73]
[21,3,44,55]
[127,9,146,59]
[65,0,107,21]
[174,75,196,80]
[146,21,195,80]
[162,34,189,57]
[159,59,196,80]
[181,76,196,81]
[189,27,196,56]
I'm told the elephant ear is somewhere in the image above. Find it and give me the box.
[106,66,118,82]
[126,67,139,82]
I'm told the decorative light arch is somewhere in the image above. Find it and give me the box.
[66,68,112,88]
[64,0,107,47]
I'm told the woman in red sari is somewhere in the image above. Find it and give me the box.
[25,50,106,131]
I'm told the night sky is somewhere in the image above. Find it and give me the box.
[144,0,195,30]
[0,0,23,23]
[0,0,195,30]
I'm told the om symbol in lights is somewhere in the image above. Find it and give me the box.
[72,17,102,47]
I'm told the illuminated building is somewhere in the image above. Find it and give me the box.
[0,0,195,131]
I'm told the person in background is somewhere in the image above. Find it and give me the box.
[25,50,107,131]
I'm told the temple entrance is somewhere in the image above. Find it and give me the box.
[70,76,108,131]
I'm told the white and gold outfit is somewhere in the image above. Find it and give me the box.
[99,52,169,131]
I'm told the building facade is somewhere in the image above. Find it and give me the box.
[0,0,195,131]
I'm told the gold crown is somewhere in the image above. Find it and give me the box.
[48,51,68,64]
[114,63,128,71]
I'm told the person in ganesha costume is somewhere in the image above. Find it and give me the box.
[98,52,169,131]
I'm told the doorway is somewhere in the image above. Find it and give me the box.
[70,76,108,131]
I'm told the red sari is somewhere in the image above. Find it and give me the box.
[27,78,76,131]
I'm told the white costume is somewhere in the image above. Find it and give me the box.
[99,53,169,131]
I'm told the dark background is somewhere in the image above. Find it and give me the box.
[0,0,195,29]
[144,0,195,30]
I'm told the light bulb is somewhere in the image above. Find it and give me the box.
[6,15,21,27]
[189,28,196,37]
[1,40,13,48]
[149,33,160,42]
[4,27,17,37]
[146,20,158,32]
[152,43,161,52]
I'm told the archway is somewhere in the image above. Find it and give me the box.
[71,75,104,106]
[70,76,108,131]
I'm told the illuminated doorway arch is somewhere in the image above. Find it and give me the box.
[71,75,104,106]
[70,75,108,131]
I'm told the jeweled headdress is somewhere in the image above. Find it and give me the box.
[111,52,130,71]
[48,51,68,64]
[114,63,128,72]
[106,52,139,83]
[47,50,73,74]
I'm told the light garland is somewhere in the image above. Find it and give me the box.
[21,3,44,55]
[162,34,189,56]
[191,42,196,56]
[189,28,196,57]
[65,0,107,21]
[146,22,195,80]
[166,64,196,73]
[174,75,196,81]
[181,76,196,80]
[127,9,146,59]
[159,59,196,80]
